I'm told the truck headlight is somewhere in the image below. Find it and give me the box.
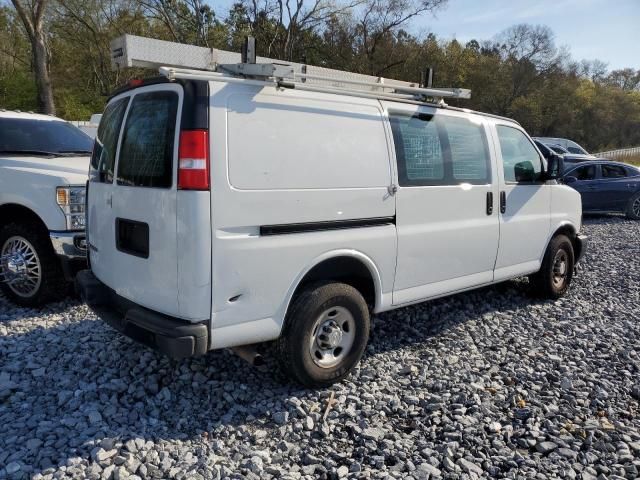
[56,186,86,231]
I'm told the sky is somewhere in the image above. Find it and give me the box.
[420,0,640,70]
[212,0,640,71]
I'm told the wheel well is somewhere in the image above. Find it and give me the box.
[0,204,49,234]
[292,256,377,309]
[553,224,580,257]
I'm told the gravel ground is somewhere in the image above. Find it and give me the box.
[1,215,639,480]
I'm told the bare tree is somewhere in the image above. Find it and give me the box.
[606,68,640,91]
[139,0,215,46]
[10,0,55,114]
[238,0,365,61]
[355,0,447,75]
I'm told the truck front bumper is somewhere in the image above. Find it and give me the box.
[50,231,87,280]
[75,269,208,359]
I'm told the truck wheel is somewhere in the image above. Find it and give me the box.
[529,234,574,299]
[626,192,640,220]
[0,222,66,306]
[277,282,370,387]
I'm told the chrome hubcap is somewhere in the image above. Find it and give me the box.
[552,250,568,288]
[633,197,640,217]
[1,236,41,297]
[309,306,355,368]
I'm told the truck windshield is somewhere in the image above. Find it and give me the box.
[0,118,93,156]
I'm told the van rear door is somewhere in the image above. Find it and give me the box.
[89,82,210,319]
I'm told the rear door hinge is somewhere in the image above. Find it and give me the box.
[387,184,398,196]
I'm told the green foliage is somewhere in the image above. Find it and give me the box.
[0,1,638,150]
[0,70,38,111]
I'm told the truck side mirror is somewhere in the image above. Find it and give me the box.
[545,153,564,180]
[564,176,577,184]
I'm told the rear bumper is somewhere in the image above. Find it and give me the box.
[75,269,209,359]
[575,233,587,264]
[50,231,87,281]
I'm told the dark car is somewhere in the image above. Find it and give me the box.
[562,154,602,164]
[534,140,555,160]
[548,144,570,154]
[562,161,640,219]
[533,140,592,166]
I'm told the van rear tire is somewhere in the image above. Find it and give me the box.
[277,282,370,387]
[529,234,574,299]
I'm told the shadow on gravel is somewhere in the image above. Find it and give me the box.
[0,274,550,476]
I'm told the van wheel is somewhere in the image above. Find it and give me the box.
[0,222,66,306]
[277,282,370,387]
[626,192,640,220]
[529,234,574,299]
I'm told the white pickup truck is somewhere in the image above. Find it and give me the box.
[0,110,91,305]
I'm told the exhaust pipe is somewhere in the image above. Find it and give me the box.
[230,344,267,370]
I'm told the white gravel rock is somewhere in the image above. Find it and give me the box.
[1,216,640,479]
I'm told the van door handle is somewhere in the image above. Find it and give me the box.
[486,192,493,215]
[500,191,506,214]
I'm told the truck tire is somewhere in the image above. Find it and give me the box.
[626,192,640,220]
[529,234,574,299]
[0,222,66,306]
[277,282,370,387]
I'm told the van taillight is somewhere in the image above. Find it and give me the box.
[178,130,210,190]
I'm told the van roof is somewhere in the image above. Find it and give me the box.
[108,76,520,127]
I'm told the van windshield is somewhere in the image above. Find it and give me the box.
[0,118,93,156]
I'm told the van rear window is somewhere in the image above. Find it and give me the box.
[117,91,179,188]
[91,97,129,183]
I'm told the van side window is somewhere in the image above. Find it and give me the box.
[117,91,178,188]
[445,116,490,183]
[389,113,490,186]
[389,114,444,184]
[90,97,129,183]
[496,126,543,183]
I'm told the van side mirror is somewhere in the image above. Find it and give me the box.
[544,153,563,180]
[514,161,535,182]
[564,176,577,184]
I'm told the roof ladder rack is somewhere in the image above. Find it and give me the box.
[111,34,471,104]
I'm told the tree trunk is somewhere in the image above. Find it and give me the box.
[32,31,55,115]
[10,0,55,115]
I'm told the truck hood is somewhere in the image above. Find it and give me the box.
[0,155,89,184]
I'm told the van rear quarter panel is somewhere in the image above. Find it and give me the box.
[208,82,396,347]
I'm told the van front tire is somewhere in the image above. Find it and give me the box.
[529,234,574,299]
[277,282,370,388]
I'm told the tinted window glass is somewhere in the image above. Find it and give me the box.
[602,164,627,178]
[117,91,178,188]
[446,116,490,182]
[390,113,490,186]
[496,126,543,183]
[90,98,129,183]
[567,146,585,154]
[0,118,93,155]
[571,165,596,180]
[390,114,444,184]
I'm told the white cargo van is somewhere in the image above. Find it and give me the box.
[77,36,586,386]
